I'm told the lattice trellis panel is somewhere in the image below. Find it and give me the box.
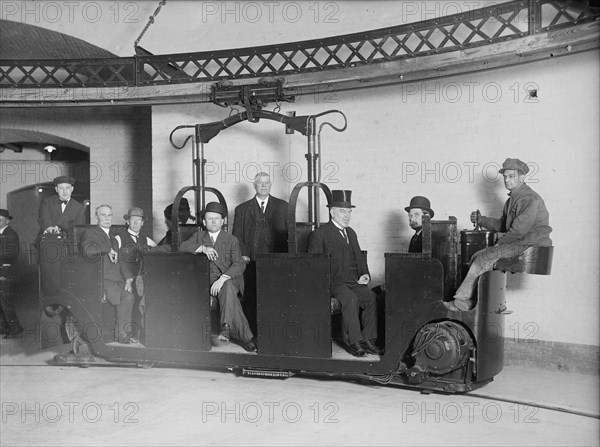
[539,0,598,30]
[0,0,598,89]
[137,1,534,85]
[0,59,136,88]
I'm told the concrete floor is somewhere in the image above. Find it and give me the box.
[1,333,599,446]
[1,278,599,446]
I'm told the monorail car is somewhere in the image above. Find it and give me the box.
[38,107,552,394]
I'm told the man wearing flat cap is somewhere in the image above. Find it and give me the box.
[308,190,382,357]
[38,175,86,238]
[0,209,23,337]
[115,207,157,337]
[446,158,552,311]
[405,196,435,253]
[155,202,256,352]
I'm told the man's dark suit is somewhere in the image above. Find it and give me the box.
[232,195,288,334]
[178,229,253,343]
[117,230,152,335]
[0,225,21,333]
[39,195,86,233]
[232,195,288,259]
[307,221,377,345]
[80,226,134,341]
[409,231,422,253]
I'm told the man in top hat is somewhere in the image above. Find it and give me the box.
[445,158,552,311]
[0,209,23,337]
[405,196,435,253]
[115,207,157,336]
[308,190,381,357]
[158,198,194,246]
[38,175,86,237]
[156,202,256,352]
[233,172,288,333]
[80,204,135,343]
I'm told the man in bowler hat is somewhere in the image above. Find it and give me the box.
[0,209,23,337]
[156,202,256,352]
[38,175,86,237]
[308,190,382,357]
[445,158,552,311]
[405,196,435,253]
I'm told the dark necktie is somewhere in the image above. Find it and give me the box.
[409,232,420,252]
[340,229,348,244]
[261,201,265,214]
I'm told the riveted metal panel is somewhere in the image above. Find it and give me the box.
[256,254,331,358]
[143,253,211,351]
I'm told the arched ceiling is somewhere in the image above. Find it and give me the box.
[0,20,117,60]
[0,128,89,153]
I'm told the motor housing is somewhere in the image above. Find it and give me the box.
[411,321,474,375]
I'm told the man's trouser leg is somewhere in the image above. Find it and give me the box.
[349,284,378,342]
[105,282,134,341]
[454,244,527,302]
[332,284,364,345]
[218,281,254,343]
[0,286,22,334]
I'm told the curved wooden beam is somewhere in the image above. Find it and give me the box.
[0,21,597,108]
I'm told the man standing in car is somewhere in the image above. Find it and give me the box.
[233,172,288,332]
[38,175,86,237]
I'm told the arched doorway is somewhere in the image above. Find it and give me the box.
[0,128,90,264]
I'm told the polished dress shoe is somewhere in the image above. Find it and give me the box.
[243,338,257,353]
[360,339,383,355]
[347,342,367,357]
[218,323,231,342]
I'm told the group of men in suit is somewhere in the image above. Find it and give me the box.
[156,172,289,352]
[80,204,156,343]
[10,158,549,355]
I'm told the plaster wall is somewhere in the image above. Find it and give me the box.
[151,49,599,346]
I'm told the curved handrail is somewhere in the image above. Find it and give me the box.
[287,182,332,255]
[170,186,228,252]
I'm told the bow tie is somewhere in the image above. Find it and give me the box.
[60,200,68,205]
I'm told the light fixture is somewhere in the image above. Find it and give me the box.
[44,145,56,153]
